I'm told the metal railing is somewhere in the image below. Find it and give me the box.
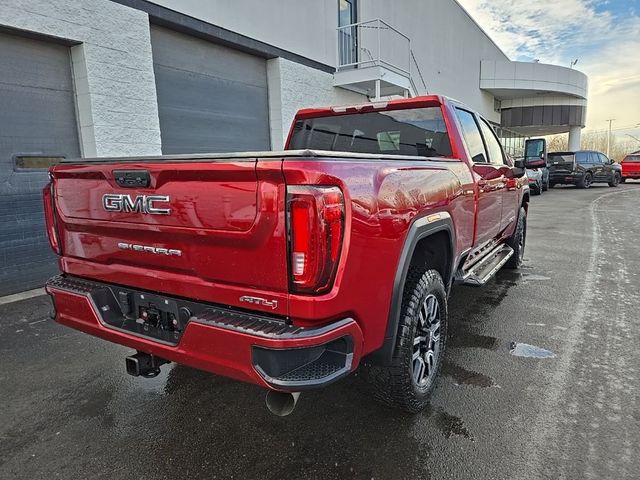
[410,49,428,96]
[337,19,411,77]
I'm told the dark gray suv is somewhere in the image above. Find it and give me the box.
[548,150,622,188]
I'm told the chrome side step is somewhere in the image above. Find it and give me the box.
[456,244,514,287]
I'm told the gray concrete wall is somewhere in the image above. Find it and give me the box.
[267,58,367,149]
[359,0,509,122]
[148,0,340,68]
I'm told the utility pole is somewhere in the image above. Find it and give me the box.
[606,119,615,157]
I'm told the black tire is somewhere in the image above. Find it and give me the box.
[578,172,593,189]
[549,182,556,188]
[362,269,447,413]
[505,207,526,269]
[620,177,626,183]
[542,176,549,191]
[608,172,620,187]
[533,182,541,195]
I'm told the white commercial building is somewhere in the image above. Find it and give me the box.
[0,0,588,294]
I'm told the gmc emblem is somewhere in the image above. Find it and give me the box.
[102,194,170,215]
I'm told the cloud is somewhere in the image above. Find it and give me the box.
[456,0,640,135]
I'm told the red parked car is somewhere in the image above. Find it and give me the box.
[621,153,640,182]
[44,96,531,414]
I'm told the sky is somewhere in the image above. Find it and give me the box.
[457,0,640,144]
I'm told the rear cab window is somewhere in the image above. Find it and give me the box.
[288,106,453,157]
[623,155,640,163]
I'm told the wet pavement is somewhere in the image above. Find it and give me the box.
[1,184,639,479]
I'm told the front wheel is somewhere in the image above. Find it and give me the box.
[608,172,621,187]
[533,182,542,195]
[505,207,526,269]
[363,269,447,413]
[620,177,626,183]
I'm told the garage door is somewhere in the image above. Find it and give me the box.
[150,26,271,154]
[0,31,81,296]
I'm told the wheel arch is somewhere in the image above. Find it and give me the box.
[522,191,530,212]
[368,213,455,365]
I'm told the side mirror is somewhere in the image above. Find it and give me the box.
[512,159,526,178]
[525,138,547,163]
[525,158,546,168]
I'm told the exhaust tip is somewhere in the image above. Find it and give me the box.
[265,391,300,417]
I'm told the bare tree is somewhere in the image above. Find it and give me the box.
[546,134,568,152]
[545,132,638,161]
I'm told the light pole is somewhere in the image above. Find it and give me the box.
[626,124,640,150]
[606,119,615,157]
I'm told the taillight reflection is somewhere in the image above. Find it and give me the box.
[42,182,61,255]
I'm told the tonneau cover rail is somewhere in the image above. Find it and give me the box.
[58,149,455,165]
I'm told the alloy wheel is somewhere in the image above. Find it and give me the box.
[518,218,526,262]
[412,294,441,388]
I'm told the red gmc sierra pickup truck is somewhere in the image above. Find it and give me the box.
[44,95,530,414]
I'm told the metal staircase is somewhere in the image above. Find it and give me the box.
[335,19,427,100]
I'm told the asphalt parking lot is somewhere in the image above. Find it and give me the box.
[1,183,639,480]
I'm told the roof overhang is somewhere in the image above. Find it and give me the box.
[480,60,588,101]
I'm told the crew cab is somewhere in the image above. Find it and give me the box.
[44,96,529,414]
[621,153,640,182]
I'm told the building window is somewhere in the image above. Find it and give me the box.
[338,0,357,66]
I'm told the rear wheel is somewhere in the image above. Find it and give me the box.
[505,207,526,269]
[608,172,621,187]
[578,172,593,189]
[363,269,447,413]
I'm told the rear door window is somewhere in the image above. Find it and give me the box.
[576,152,591,164]
[454,109,487,163]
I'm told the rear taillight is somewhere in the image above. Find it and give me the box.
[42,181,61,255]
[287,186,345,295]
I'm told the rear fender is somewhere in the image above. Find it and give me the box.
[368,213,455,365]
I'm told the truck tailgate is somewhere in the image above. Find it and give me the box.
[50,158,289,309]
